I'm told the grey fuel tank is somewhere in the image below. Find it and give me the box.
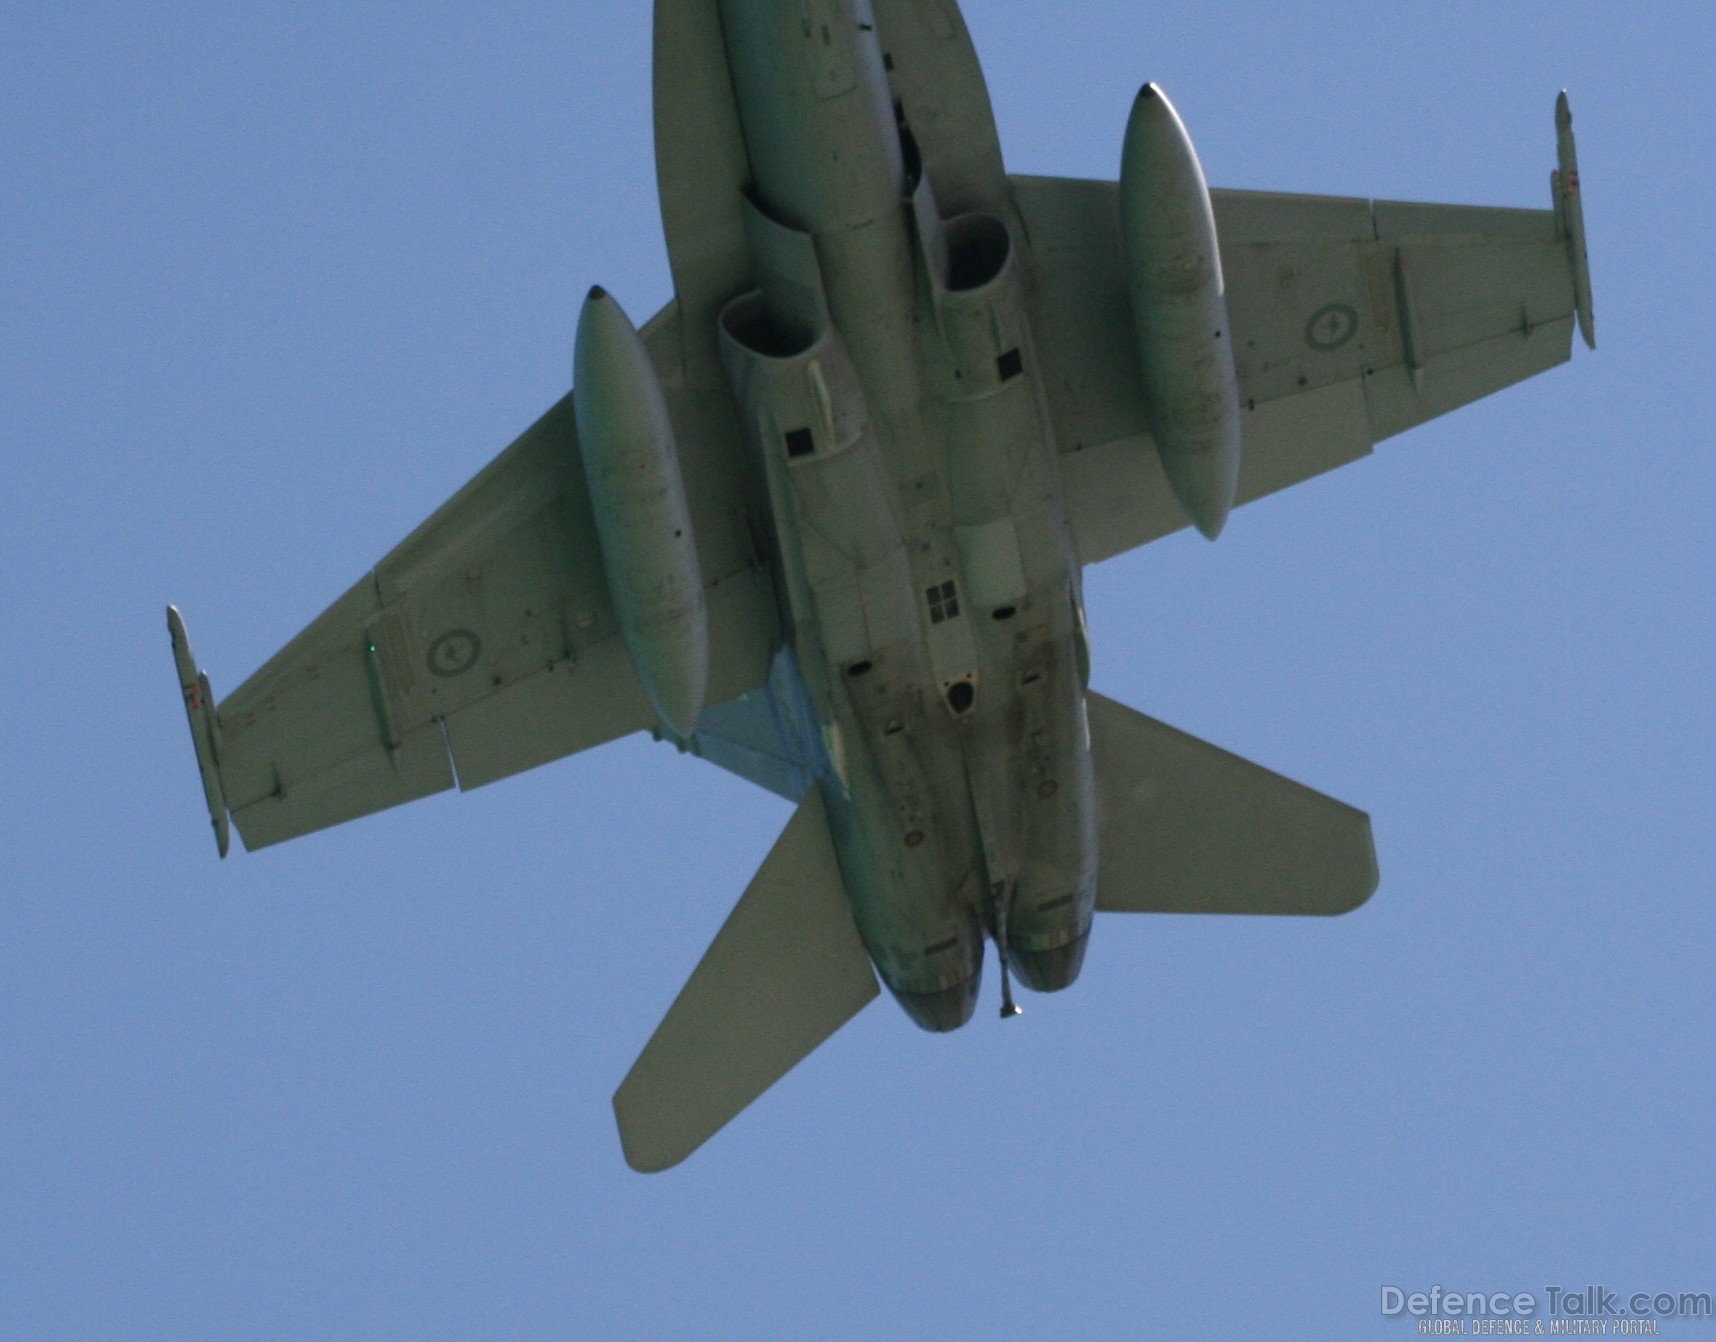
[1119,83,1242,539]
[573,286,709,738]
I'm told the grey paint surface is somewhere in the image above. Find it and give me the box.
[168,0,1591,1165]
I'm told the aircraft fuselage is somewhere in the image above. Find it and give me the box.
[713,0,1096,1028]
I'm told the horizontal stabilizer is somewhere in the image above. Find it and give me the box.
[613,784,878,1172]
[1088,691,1377,916]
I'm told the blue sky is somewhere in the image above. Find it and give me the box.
[3,3,1711,1338]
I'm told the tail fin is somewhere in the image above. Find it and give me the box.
[1088,691,1378,916]
[612,784,878,1171]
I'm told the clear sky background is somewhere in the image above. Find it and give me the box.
[4,3,1710,1338]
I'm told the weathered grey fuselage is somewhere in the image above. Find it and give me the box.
[709,0,1096,1028]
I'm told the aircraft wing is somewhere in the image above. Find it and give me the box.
[202,303,778,852]
[1017,175,1583,564]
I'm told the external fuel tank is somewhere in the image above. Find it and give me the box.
[1119,83,1242,539]
[573,286,709,739]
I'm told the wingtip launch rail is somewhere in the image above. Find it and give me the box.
[166,605,230,859]
[1554,91,1596,352]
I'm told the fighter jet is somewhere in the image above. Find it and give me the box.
[168,1,1595,1171]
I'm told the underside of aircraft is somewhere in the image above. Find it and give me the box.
[168,0,1593,1170]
